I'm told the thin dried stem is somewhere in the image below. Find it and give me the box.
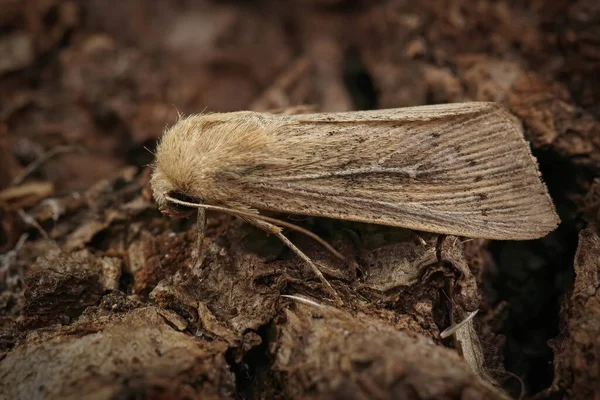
[11,145,83,186]
[440,310,479,339]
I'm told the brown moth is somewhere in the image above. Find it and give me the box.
[150,102,559,300]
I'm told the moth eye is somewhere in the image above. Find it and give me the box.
[167,190,196,204]
[162,191,198,218]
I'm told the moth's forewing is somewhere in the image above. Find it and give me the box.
[231,103,559,240]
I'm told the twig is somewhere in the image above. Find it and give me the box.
[11,145,84,186]
[440,310,479,339]
[281,295,327,309]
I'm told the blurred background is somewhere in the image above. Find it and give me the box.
[1,0,598,398]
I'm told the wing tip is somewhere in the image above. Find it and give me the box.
[492,101,562,239]
[490,205,560,240]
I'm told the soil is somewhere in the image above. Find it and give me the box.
[1,1,599,399]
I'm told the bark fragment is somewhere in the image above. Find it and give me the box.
[548,229,600,399]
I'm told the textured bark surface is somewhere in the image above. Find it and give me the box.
[547,230,600,399]
[1,1,598,399]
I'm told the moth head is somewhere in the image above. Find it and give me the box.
[150,115,217,218]
[150,111,272,217]
[150,168,198,218]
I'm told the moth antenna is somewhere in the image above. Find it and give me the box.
[164,196,348,263]
[247,218,342,305]
[165,195,345,304]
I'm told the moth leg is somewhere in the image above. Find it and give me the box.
[193,208,207,268]
[247,218,343,305]
[435,234,447,265]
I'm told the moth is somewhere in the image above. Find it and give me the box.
[150,102,559,301]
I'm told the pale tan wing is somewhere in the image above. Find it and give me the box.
[232,102,559,240]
